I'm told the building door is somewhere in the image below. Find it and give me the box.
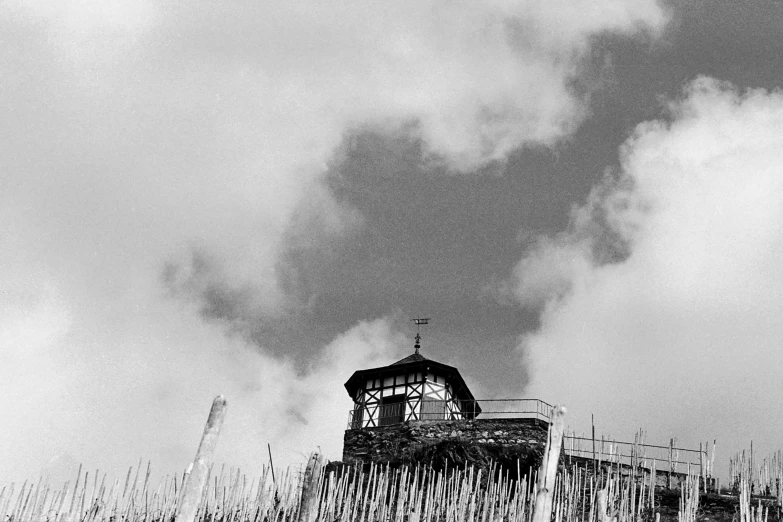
[352,405,365,429]
[379,395,405,426]
[420,398,446,421]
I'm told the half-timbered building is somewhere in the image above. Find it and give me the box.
[344,339,481,428]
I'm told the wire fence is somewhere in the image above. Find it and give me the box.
[562,434,709,476]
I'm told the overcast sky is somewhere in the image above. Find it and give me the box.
[3,0,783,483]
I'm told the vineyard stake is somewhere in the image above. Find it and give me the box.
[174,395,228,522]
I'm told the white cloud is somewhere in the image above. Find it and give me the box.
[512,77,783,468]
[1,203,404,482]
[0,0,665,481]
[1,0,667,317]
[0,292,405,482]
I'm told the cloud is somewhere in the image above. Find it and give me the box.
[510,77,783,469]
[145,0,664,328]
[503,177,633,308]
[0,0,665,481]
[0,291,405,482]
[0,201,404,482]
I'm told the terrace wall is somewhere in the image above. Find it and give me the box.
[343,420,713,492]
[342,417,550,468]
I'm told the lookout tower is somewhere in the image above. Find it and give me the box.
[341,321,555,473]
[344,330,481,428]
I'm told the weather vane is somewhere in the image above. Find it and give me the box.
[410,317,430,354]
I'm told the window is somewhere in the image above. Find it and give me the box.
[379,395,406,426]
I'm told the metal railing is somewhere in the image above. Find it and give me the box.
[469,399,552,421]
[347,398,553,429]
[562,435,708,476]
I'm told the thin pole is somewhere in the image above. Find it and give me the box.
[267,444,277,487]
[592,414,596,478]
[699,442,703,492]
[668,438,673,490]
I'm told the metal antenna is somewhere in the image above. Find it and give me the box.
[410,317,430,354]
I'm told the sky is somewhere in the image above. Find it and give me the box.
[3,0,783,484]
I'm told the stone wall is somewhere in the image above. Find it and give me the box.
[342,418,550,471]
[342,420,712,492]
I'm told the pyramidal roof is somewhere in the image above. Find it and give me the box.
[343,347,479,406]
[391,352,428,365]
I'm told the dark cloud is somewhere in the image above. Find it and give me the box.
[159,0,783,405]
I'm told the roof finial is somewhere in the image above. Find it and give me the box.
[411,317,430,354]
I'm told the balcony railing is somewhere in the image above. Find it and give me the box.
[347,398,553,429]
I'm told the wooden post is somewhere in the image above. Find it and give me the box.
[268,444,277,487]
[298,452,324,522]
[596,489,615,522]
[600,435,604,480]
[711,439,716,485]
[750,440,753,494]
[699,442,703,492]
[532,405,566,522]
[174,395,228,522]
[668,438,673,490]
[592,414,597,478]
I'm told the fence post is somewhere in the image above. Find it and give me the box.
[175,395,228,522]
[298,452,324,522]
[600,436,604,478]
[532,405,566,522]
[592,414,596,478]
[596,489,616,522]
[699,442,703,492]
[668,439,673,489]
